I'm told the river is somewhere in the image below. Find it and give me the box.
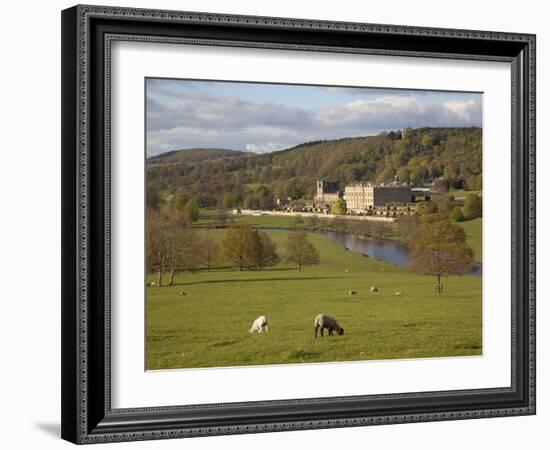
[267,228,481,276]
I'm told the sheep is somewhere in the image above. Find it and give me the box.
[394,291,403,296]
[370,286,378,293]
[348,290,357,295]
[150,281,156,287]
[180,291,187,296]
[314,314,344,338]
[249,315,268,333]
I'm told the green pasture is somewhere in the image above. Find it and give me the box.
[147,230,482,370]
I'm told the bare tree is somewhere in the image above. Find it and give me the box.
[165,227,201,286]
[200,237,220,271]
[147,208,169,287]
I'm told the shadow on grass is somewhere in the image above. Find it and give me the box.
[177,276,340,287]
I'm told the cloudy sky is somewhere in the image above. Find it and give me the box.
[146,78,482,156]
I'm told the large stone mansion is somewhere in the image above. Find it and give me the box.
[316,179,412,211]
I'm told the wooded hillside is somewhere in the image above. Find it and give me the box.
[147,127,481,209]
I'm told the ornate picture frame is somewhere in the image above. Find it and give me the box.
[61,4,536,444]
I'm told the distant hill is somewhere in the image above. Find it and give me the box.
[147,148,246,165]
[147,127,482,209]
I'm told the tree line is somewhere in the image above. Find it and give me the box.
[147,127,482,211]
[147,213,321,286]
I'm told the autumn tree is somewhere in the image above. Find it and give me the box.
[409,217,474,294]
[220,225,256,271]
[463,193,482,219]
[253,231,280,269]
[430,194,453,218]
[331,198,347,215]
[284,230,320,272]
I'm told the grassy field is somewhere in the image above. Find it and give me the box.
[147,230,482,370]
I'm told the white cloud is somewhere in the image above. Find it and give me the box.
[245,142,286,154]
[146,91,481,156]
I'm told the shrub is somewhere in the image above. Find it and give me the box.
[449,206,464,222]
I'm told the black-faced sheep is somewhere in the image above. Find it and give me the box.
[370,286,378,293]
[314,314,344,338]
[249,315,268,333]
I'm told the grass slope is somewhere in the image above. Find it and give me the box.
[147,231,482,370]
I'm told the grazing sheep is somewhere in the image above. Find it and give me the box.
[249,315,268,333]
[314,314,344,338]
[370,286,378,293]
[180,291,187,296]
[151,281,156,287]
[345,268,349,273]
[394,291,403,296]
[348,290,357,295]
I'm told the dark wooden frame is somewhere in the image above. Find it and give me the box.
[61,4,536,444]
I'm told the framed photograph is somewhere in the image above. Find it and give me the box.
[61,4,536,444]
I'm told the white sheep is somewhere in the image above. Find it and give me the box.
[314,314,344,338]
[394,291,403,296]
[249,315,268,333]
[151,281,156,287]
[370,286,378,293]
[348,290,357,295]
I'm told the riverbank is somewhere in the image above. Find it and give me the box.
[197,209,482,264]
